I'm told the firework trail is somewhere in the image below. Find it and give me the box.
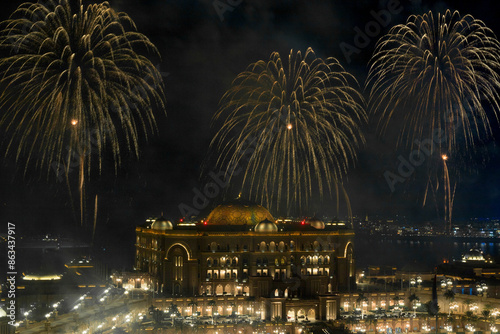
[367,10,500,231]
[0,0,166,226]
[209,48,366,213]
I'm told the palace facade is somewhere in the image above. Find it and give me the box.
[134,201,355,321]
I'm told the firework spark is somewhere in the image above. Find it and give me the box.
[209,48,366,212]
[367,10,500,231]
[366,10,500,152]
[0,0,166,224]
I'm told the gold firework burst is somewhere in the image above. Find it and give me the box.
[210,48,366,212]
[367,10,500,152]
[367,10,500,232]
[0,0,166,226]
[0,0,165,175]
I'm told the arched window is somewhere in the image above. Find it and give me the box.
[260,241,267,252]
[210,242,217,252]
[174,255,183,281]
[207,257,213,267]
[313,241,321,251]
[275,258,279,266]
[306,256,311,265]
[290,241,295,250]
[300,256,306,265]
[256,258,262,266]
[232,257,238,266]
[346,243,354,277]
[263,258,268,266]
[278,241,285,252]
[269,241,276,252]
[274,289,279,297]
[281,257,286,266]
[325,255,330,265]
[214,258,219,266]
[307,308,316,320]
[226,257,231,266]
[313,255,318,265]
[318,256,323,265]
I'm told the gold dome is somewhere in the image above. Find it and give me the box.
[307,217,325,230]
[152,217,173,230]
[255,219,278,232]
[206,201,274,225]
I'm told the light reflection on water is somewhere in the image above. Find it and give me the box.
[354,235,500,271]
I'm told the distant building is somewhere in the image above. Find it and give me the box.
[134,200,355,321]
[437,249,500,298]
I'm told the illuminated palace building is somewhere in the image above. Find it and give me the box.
[134,201,355,321]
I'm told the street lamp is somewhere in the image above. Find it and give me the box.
[482,283,488,296]
[24,311,31,327]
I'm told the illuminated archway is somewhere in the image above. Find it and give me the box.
[165,242,192,260]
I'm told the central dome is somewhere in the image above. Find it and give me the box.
[152,217,173,230]
[206,201,274,225]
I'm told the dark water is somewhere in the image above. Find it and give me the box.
[354,235,500,271]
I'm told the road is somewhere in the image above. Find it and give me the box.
[17,297,148,333]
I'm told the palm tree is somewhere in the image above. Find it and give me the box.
[463,299,473,312]
[392,296,403,315]
[461,310,477,331]
[444,290,455,315]
[480,310,491,330]
[168,303,180,315]
[425,300,440,316]
[408,293,420,317]
[188,299,198,316]
[357,293,369,319]
[208,300,217,324]
[168,303,180,327]
[366,315,378,332]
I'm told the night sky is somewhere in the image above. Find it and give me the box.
[1,0,500,245]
